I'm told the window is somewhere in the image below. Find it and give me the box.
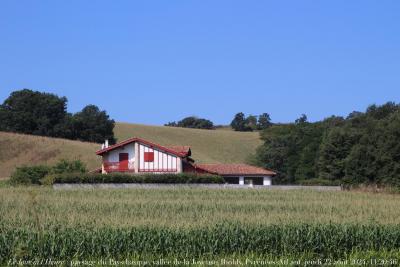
[144,152,154,162]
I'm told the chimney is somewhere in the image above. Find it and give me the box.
[105,139,109,148]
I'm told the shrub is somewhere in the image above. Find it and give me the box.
[52,173,224,184]
[40,174,57,186]
[10,165,51,185]
[52,159,87,174]
[10,159,87,185]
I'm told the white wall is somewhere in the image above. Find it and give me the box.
[103,143,135,168]
[263,176,272,186]
[138,143,180,173]
[224,176,272,186]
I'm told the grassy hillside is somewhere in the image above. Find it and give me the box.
[115,123,262,164]
[0,132,101,178]
[0,123,262,178]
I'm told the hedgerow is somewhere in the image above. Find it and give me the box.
[9,159,86,185]
[52,173,224,184]
[9,165,51,185]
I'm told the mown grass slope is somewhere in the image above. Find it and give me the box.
[0,132,101,178]
[115,123,262,164]
[0,123,261,178]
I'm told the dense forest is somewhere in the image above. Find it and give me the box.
[254,102,400,187]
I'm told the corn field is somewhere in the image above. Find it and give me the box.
[1,187,400,263]
[1,223,400,261]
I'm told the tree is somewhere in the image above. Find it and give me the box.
[165,121,177,127]
[194,118,214,129]
[254,102,400,187]
[257,113,272,129]
[231,112,251,131]
[346,111,363,120]
[318,128,356,181]
[255,125,297,183]
[165,116,214,129]
[366,102,398,120]
[245,115,258,131]
[70,105,116,144]
[0,89,117,144]
[295,114,308,124]
[178,116,198,128]
[0,89,67,136]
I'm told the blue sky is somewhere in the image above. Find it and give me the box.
[1,1,399,125]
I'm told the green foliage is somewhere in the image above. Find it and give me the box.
[255,123,324,184]
[40,174,57,186]
[0,180,9,188]
[295,114,308,124]
[1,187,400,262]
[0,89,116,144]
[0,89,67,136]
[318,128,356,181]
[257,113,272,129]
[230,112,250,131]
[1,223,400,261]
[255,102,400,187]
[231,112,273,131]
[165,116,214,129]
[10,159,87,185]
[52,159,87,174]
[68,105,116,143]
[52,173,224,184]
[10,165,51,185]
[245,115,258,131]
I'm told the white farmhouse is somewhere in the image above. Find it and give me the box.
[96,137,276,186]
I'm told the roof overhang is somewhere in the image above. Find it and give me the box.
[96,137,189,158]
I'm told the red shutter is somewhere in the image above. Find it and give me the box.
[144,152,154,162]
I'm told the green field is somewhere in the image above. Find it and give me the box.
[0,123,261,178]
[1,187,400,264]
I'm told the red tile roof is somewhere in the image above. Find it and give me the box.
[195,163,276,176]
[164,146,191,157]
[96,137,190,158]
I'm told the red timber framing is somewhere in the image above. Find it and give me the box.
[96,137,186,174]
[103,161,135,173]
[138,143,178,173]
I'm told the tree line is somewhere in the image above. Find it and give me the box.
[166,113,272,131]
[165,116,214,129]
[0,89,116,144]
[230,112,272,131]
[253,102,400,187]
